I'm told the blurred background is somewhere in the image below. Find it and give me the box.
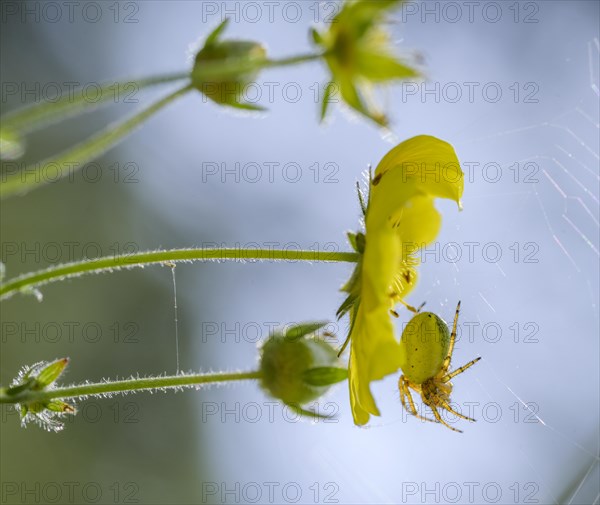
[1,1,598,504]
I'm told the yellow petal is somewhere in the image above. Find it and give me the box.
[368,135,463,229]
[347,135,463,425]
[393,194,442,253]
[349,301,402,425]
[348,227,403,425]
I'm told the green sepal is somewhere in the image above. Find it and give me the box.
[347,232,358,252]
[302,367,348,386]
[5,377,36,397]
[284,321,327,341]
[355,232,365,254]
[320,81,336,122]
[310,27,323,46]
[336,292,356,320]
[205,19,229,46]
[286,402,336,420]
[35,358,69,389]
[46,400,76,414]
[225,101,267,112]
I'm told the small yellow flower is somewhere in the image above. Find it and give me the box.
[339,135,464,425]
[312,0,419,126]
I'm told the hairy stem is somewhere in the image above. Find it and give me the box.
[1,51,325,198]
[264,53,325,68]
[1,72,191,135]
[0,247,359,300]
[0,371,263,405]
[0,83,193,199]
[191,52,325,81]
[2,52,323,138]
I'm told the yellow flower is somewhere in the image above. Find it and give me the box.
[339,135,464,425]
[311,0,419,126]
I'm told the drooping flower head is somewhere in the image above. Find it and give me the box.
[311,0,419,126]
[339,135,464,425]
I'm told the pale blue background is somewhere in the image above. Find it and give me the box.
[1,1,598,504]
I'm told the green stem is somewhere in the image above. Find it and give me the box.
[0,247,359,301]
[1,72,191,135]
[0,83,193,199]
[2,52,323,137]
[1,51,325,198]
[191,52,324,81]
[0,370,262,405]
[264,52,325,68]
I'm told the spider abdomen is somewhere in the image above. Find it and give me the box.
[399,311,450,384]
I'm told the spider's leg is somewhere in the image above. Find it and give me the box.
[437,395,477,422]
[402,378,437,424]
[399,377,418,416]
[428,402,463,433]
[441,357,481,383]
[399,377,409,412]
[397,298,425,314]
[441,300,461,374]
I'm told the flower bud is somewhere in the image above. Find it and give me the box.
[259,323,347,416]
[191,19,267,110]
[7,358,76,432]
[34,358,69,389]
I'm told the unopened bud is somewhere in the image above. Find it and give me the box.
[259,323,347,411]
[191,19,267,110]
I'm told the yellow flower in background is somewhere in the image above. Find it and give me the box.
[311,0,419,127]
[339,135,464,425]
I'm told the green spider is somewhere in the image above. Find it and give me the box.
[398,301,481,432]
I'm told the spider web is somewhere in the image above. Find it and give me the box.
[448,37,598,505]
[489,37,598,505]
[112,8,599,504]
[361,36,599,505]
